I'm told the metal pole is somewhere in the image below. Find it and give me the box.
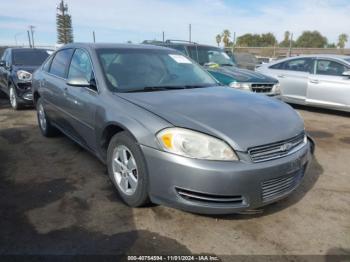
[27,30,32,48]
[189,24,191,43]
[289,33,293,57]
[162,31,165,43]
[29,25,35,48]
[93,31,96,43]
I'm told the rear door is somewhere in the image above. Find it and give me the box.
[307,58,350,110]
[269,57,314,104]
[64,48,99,151]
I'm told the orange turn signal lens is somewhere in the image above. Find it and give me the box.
[161,133,173,149]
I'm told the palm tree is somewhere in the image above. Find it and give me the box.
[215,34,222,47]
[222,30,231,47]
[338,33,348,48]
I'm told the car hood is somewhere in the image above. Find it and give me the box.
[206,65,277,83]
[118,87,304,152]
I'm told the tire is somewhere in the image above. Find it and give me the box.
[36,97,59,137]
[9,85,22,110]
[107,131,149,207]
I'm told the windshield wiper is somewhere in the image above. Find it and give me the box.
[219,63,234,66]
[126,86,186,92]
[182,84,213,89]
[126,84,213,92]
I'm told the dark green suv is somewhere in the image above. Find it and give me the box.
[145,40,280,97]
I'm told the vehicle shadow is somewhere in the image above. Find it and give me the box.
[209,154,323,220]
[290,104,350,117]
[0,96,34,110]
[0,124,191,257]
[325,247,350,262]
[0,96,10,109]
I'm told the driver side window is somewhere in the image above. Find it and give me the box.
[68,49,97,91]
[316,59,349,76]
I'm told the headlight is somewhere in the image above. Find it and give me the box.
[273,83,281,95]
[16,70,32,81]
[229,81,251,91]
[157,127,238,161]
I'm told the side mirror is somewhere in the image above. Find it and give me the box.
[0,60,5,67]
[342,71,350,77]
[66,76,90,87]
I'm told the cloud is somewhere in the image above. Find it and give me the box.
[0,0,349,46]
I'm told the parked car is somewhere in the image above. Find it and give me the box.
[32,43,313,214]
[257,54,350,112]
[232,52,258,71]
[0,48,52,109]
[255,56,275,70]
[147,40,281,97]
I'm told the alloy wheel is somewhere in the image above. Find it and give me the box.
[38,103,47,131]
[9,88,17,109]
[112,145,138,196]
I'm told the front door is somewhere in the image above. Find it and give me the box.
[307,58,350,110]
[64,48,98,151]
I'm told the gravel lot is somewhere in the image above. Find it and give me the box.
[0,96,349,259]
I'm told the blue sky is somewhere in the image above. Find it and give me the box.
[0,0,349,47]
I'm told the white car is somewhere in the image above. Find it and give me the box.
[257,55,350,112]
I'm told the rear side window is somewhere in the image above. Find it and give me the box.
[42,56,53,72]
[270,58,313,72]
[1,49,8,61]
[269,62,283,69]
[49,49,74,78]
[316,59,350,76]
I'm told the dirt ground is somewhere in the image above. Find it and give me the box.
[0,96,349,260]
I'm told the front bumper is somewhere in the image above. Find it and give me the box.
[14,81,33,104]
[142,141,312,214]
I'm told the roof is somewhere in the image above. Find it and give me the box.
[62,42,173,51]
[8,47,51,52]
[265,53,350,66]
[293,54,350,59]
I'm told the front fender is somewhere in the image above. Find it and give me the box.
[95,94,172,158]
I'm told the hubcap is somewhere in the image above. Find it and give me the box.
[112,145,138,196]
[9,88,17,108]
[38,104,47,131]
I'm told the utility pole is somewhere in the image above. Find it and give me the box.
[189,24,192,43]
[27,30,32,48]
[162,31,165,43]
[93,31,96,43]
[29,25,35,48]
[231,32,236,55]
[288,33,293,57]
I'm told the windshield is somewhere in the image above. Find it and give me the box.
[12,49,51,66]
[97,48,217,92]
[187,46,236,66]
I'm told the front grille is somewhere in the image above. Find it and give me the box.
[248,132,306,163]
[261,166,305,202]
[175,187,245,206]
[17,82,32,90]
[251,83,274,93]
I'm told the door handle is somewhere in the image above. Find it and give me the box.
[277,75,286,78]
[309,79,319,84]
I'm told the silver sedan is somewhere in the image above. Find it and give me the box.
[257,55,350,112]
